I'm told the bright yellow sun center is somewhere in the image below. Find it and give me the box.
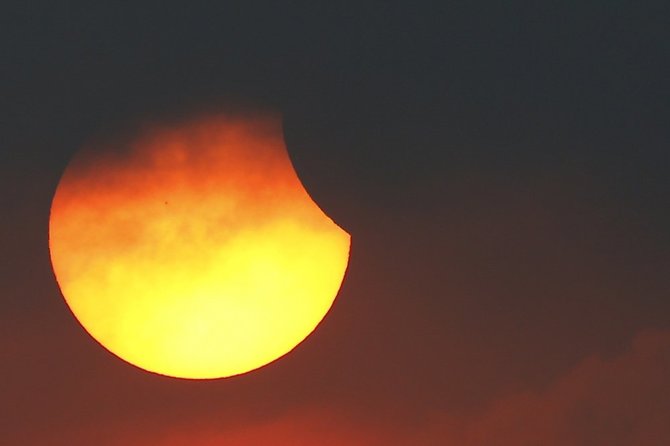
[49,114,350,379]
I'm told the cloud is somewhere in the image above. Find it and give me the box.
[173,329,670,445]
[425,329,670,446]
[29,329,665,446]
[150,411,391,446]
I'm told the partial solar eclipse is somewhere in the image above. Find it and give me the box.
[49,113,350,379]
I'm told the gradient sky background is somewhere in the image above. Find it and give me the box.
[1,2,669,445]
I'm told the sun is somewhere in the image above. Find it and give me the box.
[48,113,350,379]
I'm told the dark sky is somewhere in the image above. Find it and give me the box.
[2,2,669,444]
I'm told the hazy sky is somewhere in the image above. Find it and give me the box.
[2,2,669,444]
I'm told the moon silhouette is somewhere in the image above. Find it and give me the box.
[48,113,350,379]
